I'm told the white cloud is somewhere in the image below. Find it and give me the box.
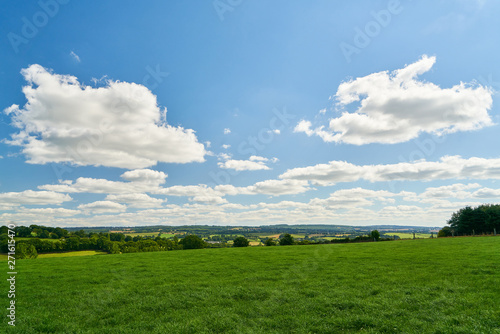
[0,190,72,206]
[224,128,231,134]
[120,169,167,184]
[5,65,206,168]
[70,51,81,62]
[158,184,222,197]
[217,155,278,171]
[78,201,127,214]
[218,158,270,171]
[295,55,493,145]
[105,193,165,208]
[39,169,167,194]
[249,155,268,162]
[17,207,81,216]
[472,187,500,198]
[222,144,231,149]
[213,179,311,197]
[421,183,481,199]
[190,195,227,205]
[249,179,310,196]
[280,156,500,185]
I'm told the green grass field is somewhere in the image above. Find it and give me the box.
[3,237,499,333]
[384,232,432,239]
[15,237,61,243]
[0,251,107,261]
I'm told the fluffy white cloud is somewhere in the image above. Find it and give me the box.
[217,155,276,171]
[120,169,167,184]
[78,201,127,214]
[295,55,493,145]
[190,195,228,205]
[224,128,231,134]
[17,207,81,216]
[39,169,167,194]
[248,179,310,195]
[280,156,500,185]
[0,190,72,207]
[105,193,165,208]
[217,179,311,196]
[158,184,221,197]
[218,159,269,171]
[421,183,481,199]
[472,188,500,198]
[4,65,206,168]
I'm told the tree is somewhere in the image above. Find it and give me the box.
[370,230,380,241]
[16,243,38,259]
[448,204,500,235]
[438,226,453,237]
[279,233,295,246]
[110,233,125,242]
[74,229,87,238]
[15,226,31,238]
[233,236,249,247]
[264,238,277,246]
[109,242,121,254]
[179,235,205,249]
[66,236,81,251]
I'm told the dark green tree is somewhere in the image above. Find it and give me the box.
[179,235,205,249]
[279,233,295,246]
[15,226,31,237]
[264,238,277,246]
[233,236,249,247]
[370,230,380,241]
[438,226,453,237]
[448,204,500,235]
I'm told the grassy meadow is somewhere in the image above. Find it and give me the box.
[3,237,499,333]
[383,233,433,239]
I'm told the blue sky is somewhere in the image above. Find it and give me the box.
[1,0,500,227]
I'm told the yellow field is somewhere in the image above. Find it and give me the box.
[38,251,108,258]
[249,241,262,246]
[0,250,107,260]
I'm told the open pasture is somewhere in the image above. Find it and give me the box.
[4,237,499,333]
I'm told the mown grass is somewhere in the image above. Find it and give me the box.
[0,250,107,261]
[3,237,499,333]
[37,251,108,258]
[384,232,432,239]
[15,237,61,243]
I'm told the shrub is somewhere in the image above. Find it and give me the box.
[279,234,295,246]
[264,238,277,246]
[179,235,205,249]
[16,243,38,259]
[233,237,249,247]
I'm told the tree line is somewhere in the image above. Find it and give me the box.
[1,225,389,259]
[439,204,500,237]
